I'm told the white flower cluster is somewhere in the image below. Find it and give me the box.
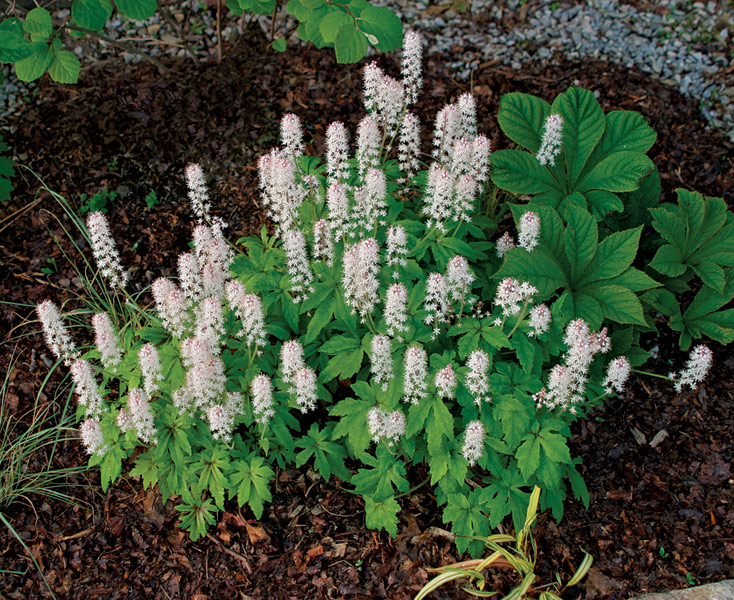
[185,163,213,223]
[367,407,406,445]
[602,356,631,394]
[356,116,380,178]
[385,225,408,276]
[461,420,485,466]
[401,30,423,107]
[87,212,128,288]
[70,358,104,419]
[127,387,158,444]
[434,364,457,399]
[465,349,491,405]
[226,280,267,350]
[80,418,106,456]
[280,113,304,159]
[402,345,428,404]
[493,278,537,317]
[37,300,78,366]
[671,345,713,393]
[518,212,540,252]
[342,237,380,320]
[258,148,306,232]
[398,113,421,181]
[92,312,122,369]
[326,121,351,186]
[527,304,551,337]
[283,229,314,302]
[536,114,564,167]
[250,374,275,425]
[384,283,409,339]
[138,343,162,397]
[370,335,394,391]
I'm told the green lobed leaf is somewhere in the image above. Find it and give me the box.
[364,495,400,537]
[497,92,552,153]
[358,6,402,51]
[319,9,351,44]
[115,0,157,20]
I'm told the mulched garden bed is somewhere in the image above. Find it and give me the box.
[0,25,732,600]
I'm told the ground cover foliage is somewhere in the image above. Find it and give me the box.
[0,22,732,600]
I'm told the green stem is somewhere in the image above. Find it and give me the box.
[506,300,531,339]
[395,475,431,499]
[632,369,672,381]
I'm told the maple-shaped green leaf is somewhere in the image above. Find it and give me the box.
[479,469,531,531]
[229,455,274,519]
[295,423,350,482]
[364,495,400,537]
[129,450,159,490]
[191,445,230,511]
[176,486,217,541]
[443,489,490,556]
[493,394,533,449]
[330,396,372,456]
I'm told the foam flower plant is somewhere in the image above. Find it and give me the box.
[35,32,721,555]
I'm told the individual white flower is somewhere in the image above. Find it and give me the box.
[602,356,631,394]
[326,121,350,186]
[283,229,314,301]
[402,345,428,405]
[281,113,304,158]
[445,255,474,303]
[70,359,104,419]
[280,340,304,384]
[37,300,78,366]
[398,112,421,180]
[80,418,106,456]
[435,364,457,399]
[401,30,423,106]
[370,335,394,391]
[384,283,409,339]
[128,387,158,444]
[465,349,491,405]
[672,345,713,393]
[138,344,162,397]
[495,232,515,258]
[292,366,318,413]
[185,163,213,223]
[92,312,122,369]
[151,277,189,337]
[528,304,551,337]
[457,93,478,140]
[356,115,381,178]
[518,211,541,252]
[86,212,128,287]
[536,114,564,167]
[251,374,275,425]
[342,238,380,320]
[462,420,485,466]
[327,183,350,239]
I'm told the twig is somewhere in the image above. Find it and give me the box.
[269,0,278,42]
[158,4,200,65]
[58,527,94,541]
[216,0,223,63]
[206,533,252,574]
[60,22,171,74]
[0,195,42,236]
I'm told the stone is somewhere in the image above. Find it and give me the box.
[627,580,734,600]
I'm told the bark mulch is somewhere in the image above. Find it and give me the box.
[0,25,732,600]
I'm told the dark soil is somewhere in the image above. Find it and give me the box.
[1,23,733,600]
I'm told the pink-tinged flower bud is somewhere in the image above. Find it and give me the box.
[37,300,78,366]
[152,278,189,337]
[433,104,461,165]
[528,304,551,337]
[283,229,314,302]
[178,252,202,300]
[673,345,713,393]
[207,404,234,441]
[385,283,409,339]
[401,31,423,106]
[446,255,474,302]
[327,183,350,239]
[435,364,457,399]
[185,163,213,223]
[250,374,274,425]
[312,219,334,266]
[326,121,350,186]
[342,238,380,321]
[370,335,394,391]
[292,366,318,413]
[402,345,428,405]
[280,340,304,384]
[80,418,106,456]
[356,115,380,178]
[280,113,304,158]
[518,211,540,252]
[86,212,128,288]
[92,312,122,369]
[424,163,455,231]
[70,359,104,418]
[603,356,631,394]
[495,232,515,258]
[398,112,421,180]
[138,343,162,397]
[457,93,478,140]
[466,349,491,405]
[462,420,484,466]
[536,114,564,167]
[470,135,491,184]
[128,388,158,444]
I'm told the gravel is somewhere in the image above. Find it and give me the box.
[1,0,733,140]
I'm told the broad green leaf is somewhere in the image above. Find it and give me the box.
[551,87,605,187]
[14,42,52,82]
[595,110,656,159]
[497,247,568,298]
[0,19,33,63]
[691,262,726,294]
[512,334,535,375]
[358,6,402,51]
[116,0,157,20]
[586,284,646,325]
[539,430,571,464]
[649,244,686,277]
[579,226,642,284]
[302,299,333,344]
[563,205,597,280]
[319,334,359,354]
[301,5,329,49]
[319,9,351,44]
[617,166,660,228]
[573,293,604,329]
[300,0,325,7]
[494,395,532,449]
[23,7,53,36]
[443,490,490,556]
[330,397,372,455]
[229,456,273,519]
[497,92,551,152]
[491,149,563,196]
[603,268,659,292]
[272,37,286,52]
[129,451,159,490]
[649,205,686,248]
[578,152,653,193]
[47,49,81,83]
[583,190,623,220]
[364,495,400,537]
[72,0,112,31]
[516,435,540,479]
[334,21,367,63]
